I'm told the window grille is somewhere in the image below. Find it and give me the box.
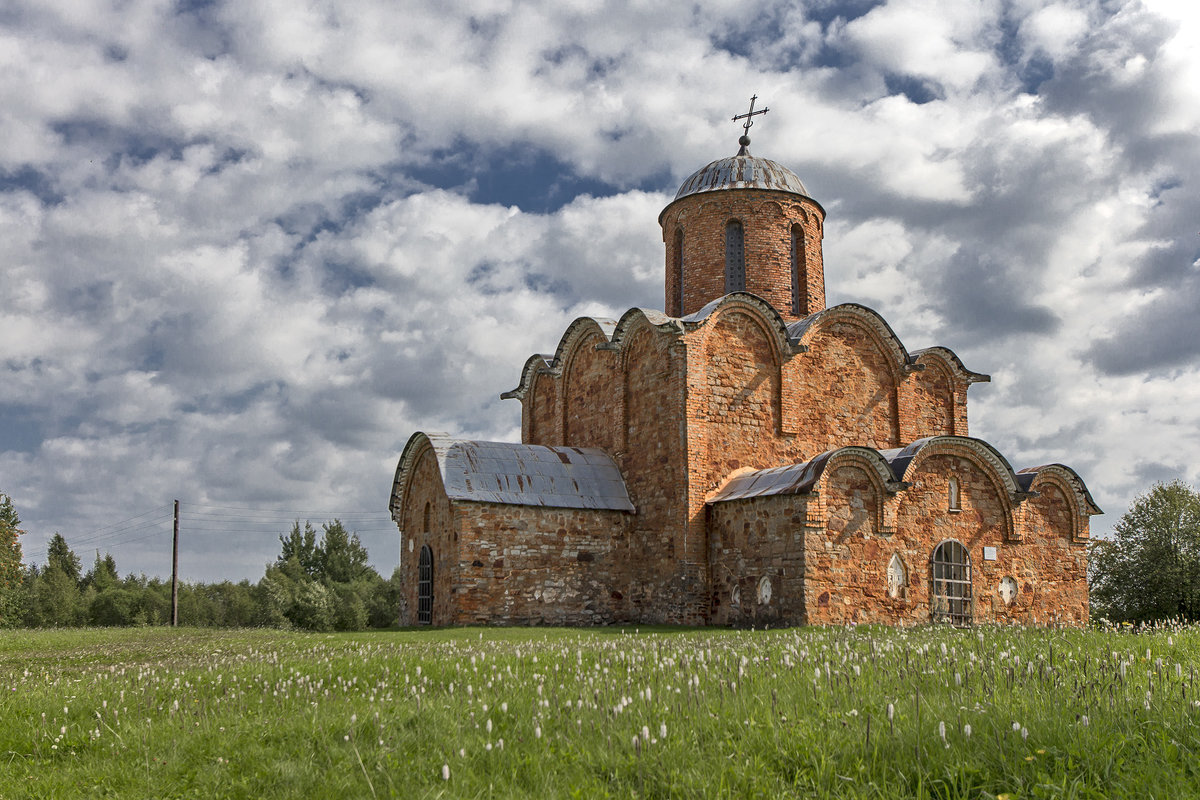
[418,545,433,625]
[930,540,972,625]
[725,220,745,293]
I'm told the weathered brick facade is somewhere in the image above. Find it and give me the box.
[389,142,1100,627]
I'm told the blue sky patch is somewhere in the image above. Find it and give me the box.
[410,142,618,213]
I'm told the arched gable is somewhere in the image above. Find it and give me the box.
[695,304,784,451]
[682,291,801,361]
[910,346,990,385]
[501,354,554,401]
[904,354,956,438]
[814,448,906,537]
[552,316,618,373]
[1018,464,1102,542]
[789,303,910,381]
[499,316,617,402]
[560,322,622,449]
[789,303,905,449]
[887,436,1026,540]
[390,431,450,524]
[607,306,685,350]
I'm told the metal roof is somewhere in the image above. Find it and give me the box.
[430,436,635,512]
[707,460,827,503]
[673,154,810,202]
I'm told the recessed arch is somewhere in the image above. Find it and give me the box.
[725,218,745,293]
[930,539,972,625]
[417,544,434,625]
[790,222,806,317]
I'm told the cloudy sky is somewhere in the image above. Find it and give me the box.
[2,0,1198,582]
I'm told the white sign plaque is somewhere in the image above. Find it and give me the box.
[983,546,998,561]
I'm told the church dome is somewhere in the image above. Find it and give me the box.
[672,154,810,202]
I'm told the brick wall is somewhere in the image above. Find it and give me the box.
[454,503,629,625]
[661,190,825,320]
[708,494,809,626]
[394,446,456,626]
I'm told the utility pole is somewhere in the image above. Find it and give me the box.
[171,499,179,627]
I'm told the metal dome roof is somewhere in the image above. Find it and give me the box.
[673,153,810,201]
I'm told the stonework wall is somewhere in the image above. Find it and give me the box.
[529,371,559,445]
[661,190,825,320]
[708,495,809,626]
[395,446,457,626]
[798,451,1088,626]
[564,328,622,451]
[901,358,957,440]
[453,503,629,625]
[618,324,692,622]
[797,318,901,452]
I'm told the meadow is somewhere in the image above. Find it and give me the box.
[1,624,1198,799]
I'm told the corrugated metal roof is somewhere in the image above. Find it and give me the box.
[431,436,635,512]
[673,155,809,202]
[708,459,828,503]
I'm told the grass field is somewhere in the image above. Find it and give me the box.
[2,624,1199,799]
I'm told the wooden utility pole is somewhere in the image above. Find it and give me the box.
[171,499,179,627]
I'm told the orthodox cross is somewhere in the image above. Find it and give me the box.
[732,95,768,153]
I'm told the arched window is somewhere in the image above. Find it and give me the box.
[948,477,961,511]
[418,545,434,625]
[930,540,972,625]
[725,220,745,293]
[674,228,685,314]
[886,554,907,599]
[790,223,805,316]
[423,501,431,532]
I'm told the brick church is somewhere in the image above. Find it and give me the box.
[389,106,1101,627]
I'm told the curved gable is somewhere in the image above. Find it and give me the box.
[911,346,990,384]
[883,436,1025,500]
[789,303,910,376]
[1018,463,1103,516]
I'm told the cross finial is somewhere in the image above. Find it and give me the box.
[732,94,769,155]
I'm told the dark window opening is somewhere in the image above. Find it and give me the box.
[674,228,684,315]
[418,544,434,625]
[931,540,972,625]
[725,220,745,293]
[790,223,805,315]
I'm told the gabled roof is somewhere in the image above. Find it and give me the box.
[390,432,635,517]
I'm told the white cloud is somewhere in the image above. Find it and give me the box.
[2,0,1200,578]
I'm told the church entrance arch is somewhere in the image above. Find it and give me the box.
[418,545,434,625]
[930,540,972,625]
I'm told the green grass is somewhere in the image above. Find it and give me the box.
[2,624,1199,798]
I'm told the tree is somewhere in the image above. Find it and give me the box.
[1090,480,1200,623]
[0,493,24,626]
[317,520,371,584]
[46,533,81,585]
[83,551,120,592]
[277,521,321,578]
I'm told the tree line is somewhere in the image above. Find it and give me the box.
[0,499,403,630]
[3,482,1200,628]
